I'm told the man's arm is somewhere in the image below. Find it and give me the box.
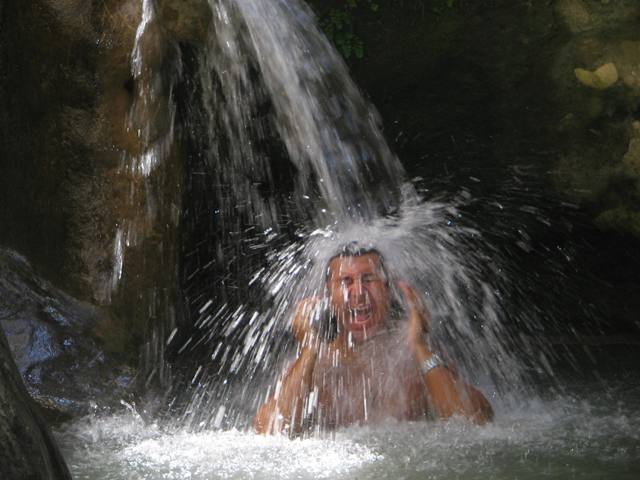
[253,346,318,434]
[412,342,494,423]
[399,282,494,424]
[254,299,321,435]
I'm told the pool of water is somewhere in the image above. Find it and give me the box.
[56,369,640,480]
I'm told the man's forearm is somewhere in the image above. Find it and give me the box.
[413,343,494,423]
[254,346,318,434]
[275,346,318,426]
[401,281,491,422]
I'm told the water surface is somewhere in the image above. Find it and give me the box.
[57,370,640,480]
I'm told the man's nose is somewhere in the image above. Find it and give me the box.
[348,277,365,298]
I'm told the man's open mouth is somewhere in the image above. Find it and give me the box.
[349,305,372,325]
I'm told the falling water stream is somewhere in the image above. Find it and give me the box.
[56,0,640,478]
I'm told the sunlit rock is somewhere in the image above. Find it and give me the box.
[595,207,640,238]
[574,62,618,89]
[549,3,640,239]
[157,0,212,44]
[615,40,640,90]
[622,122,640,178]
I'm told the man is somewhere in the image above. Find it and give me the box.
[254,245,493,435]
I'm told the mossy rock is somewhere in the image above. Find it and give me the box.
[595,207,640,238]
[575,62,619,90]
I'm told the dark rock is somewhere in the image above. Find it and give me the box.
[0,321,71,479]
[0,249,136,420]
[157,0,211,45]
[0,0,186,369]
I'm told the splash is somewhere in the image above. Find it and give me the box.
[177,192,537,432]
[113,0,543,432]
[57,381,640,479]
[158,0,550,432]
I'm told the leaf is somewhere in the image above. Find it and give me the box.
[354,43,364,59]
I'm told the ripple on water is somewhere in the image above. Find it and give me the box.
[56,392,640,480]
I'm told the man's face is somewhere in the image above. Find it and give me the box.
[327,253,390,343]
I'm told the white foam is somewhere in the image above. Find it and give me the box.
[57,392,640,480]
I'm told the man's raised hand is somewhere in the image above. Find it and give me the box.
[398,281,432,354]
[291,297,322,346]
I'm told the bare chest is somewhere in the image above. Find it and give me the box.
[313,353,429,427]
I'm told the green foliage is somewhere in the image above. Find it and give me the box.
[430,0,458,14]
[321,0,379,59]
[320,0,457,60]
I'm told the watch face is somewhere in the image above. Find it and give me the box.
[421,354,444,374]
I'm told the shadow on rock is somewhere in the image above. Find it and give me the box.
[1,309,71,478]
[0,249,137,422]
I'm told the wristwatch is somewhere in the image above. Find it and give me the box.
[420,353,445,375]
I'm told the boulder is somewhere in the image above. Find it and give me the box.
[0,319,71,479]
[0,249,136,420]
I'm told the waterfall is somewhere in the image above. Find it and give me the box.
[107,0,184,386]
[197,0,406,225]
[168,0,534,430]
[111,0,180,296]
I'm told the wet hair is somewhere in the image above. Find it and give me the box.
[325,241,388,283]
[324,241,405,335]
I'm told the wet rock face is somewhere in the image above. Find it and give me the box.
[1,314,71,479]
[0,0,211,359]
[0,0,103,299]
[156,0,212,44]
[556,0,640,34]
[0,249,135,420]
[551,0,640,236]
